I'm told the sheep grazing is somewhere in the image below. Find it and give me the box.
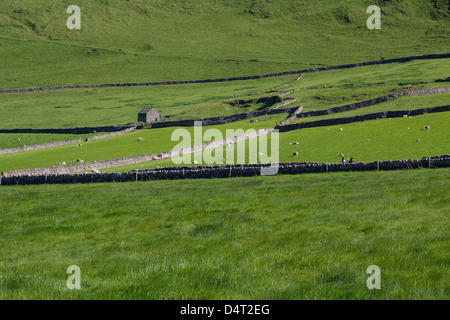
[292,142,299,145]
[339,154,344,157]
[136,137,143,141]
[61,162,66,165]
[293,152,299,156]
[17,139,21,142]
[424,125,430,130]
[416,139,420,142]
[403,115,408,118]
[193,160,198,164]
[339,128,343,131]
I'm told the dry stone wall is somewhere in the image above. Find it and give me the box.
[296,86,450,119]
[0,125,135,134]
[0,138,82,155]
[2,128,274,177]
[1,53,448,94]
[2,155,448,185]
[0,126,137,155]
[277,105,450,132]
[278,106,303,126]
[151,107,297,128]
[273,98,297,109]
[84,126,137,141]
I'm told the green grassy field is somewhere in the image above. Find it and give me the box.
[0,132,104,149]
[102,111,450,172]
[0,0,449,89]
[0,169,448,299]
[0,57,448,130]
[0,0,449,301]
[291,92,450,124]
[2,111,448,173]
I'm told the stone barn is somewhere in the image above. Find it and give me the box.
[138,108,163,123]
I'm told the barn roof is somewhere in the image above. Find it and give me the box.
[138,108,157,114]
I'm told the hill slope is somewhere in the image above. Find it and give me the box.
[0,0,449,89]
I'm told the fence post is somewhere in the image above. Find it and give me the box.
[377,159,380,171]
[429,156,431,168]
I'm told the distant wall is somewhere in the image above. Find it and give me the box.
[273,98,297,109]
[2,155,448,185]
[296,86,450,119]
[277,105,450,132]
[1,53,448,94]
[0,125,135,134]
[278,106,303,126]
[1,128,274,177]
[84,126,137,141]
[0,126,137,155]
[0,138,82,155]
[151,107,297,128]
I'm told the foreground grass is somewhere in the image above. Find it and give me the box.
[0,169,448,299]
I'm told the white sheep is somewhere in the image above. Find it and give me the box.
[424,126,430,130]
[293,152,299,156]
[339,128,343,131]
[17,139,21,142]
[137,137,143,141]
[416,139,420,142]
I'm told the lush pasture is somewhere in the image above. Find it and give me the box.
[1,111,448,173]
[291,92,450,124]
[0,58,448,130]
[103,112,450,172]
[0,113,289,172]
[0,169,448,299]
[0,0,448,89]
[0,132,103,149]
[0,0,449,301]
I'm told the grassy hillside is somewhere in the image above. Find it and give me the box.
[0,58,448,129]
[0,0,449,89]
[0,169,448,299]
